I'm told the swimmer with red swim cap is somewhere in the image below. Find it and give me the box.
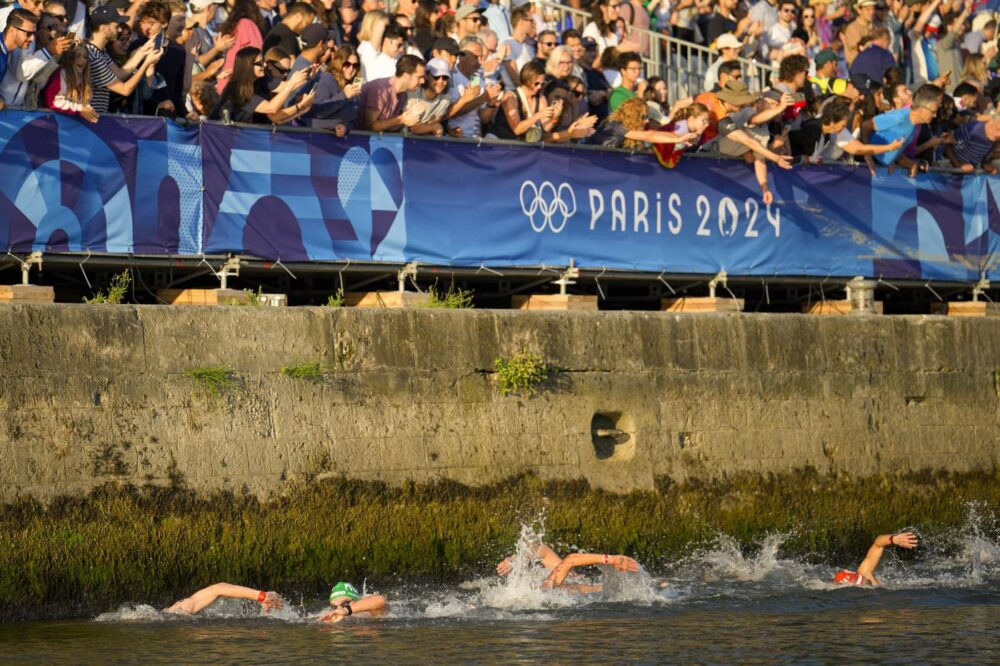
[496,541,641,593]
[833,532,918,586]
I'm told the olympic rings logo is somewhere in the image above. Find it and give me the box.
[519,180,576,233]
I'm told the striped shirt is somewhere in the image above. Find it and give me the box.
[86,42,119,113]
[951,121,995,167]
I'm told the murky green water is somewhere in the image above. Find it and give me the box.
[2,525,997,663]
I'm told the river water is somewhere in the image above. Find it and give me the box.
[3,519,998,664]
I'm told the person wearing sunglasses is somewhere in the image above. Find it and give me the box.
[454,4,483,42]
[0,8,37,108]
[531,28,556,69]
[489,60,560,142]
[0,7,69,109]
[402,56,451,136]
[762,0,797,64]
[300,43,362,135]
[217,45,315,123]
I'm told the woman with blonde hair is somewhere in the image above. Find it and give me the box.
[356,9,388,82]
[44,43,99,123]
[960,53,988,91]
[593,96,699,150]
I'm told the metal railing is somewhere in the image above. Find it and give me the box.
[538,1,777,103]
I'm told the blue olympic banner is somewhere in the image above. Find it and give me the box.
[1,111,998,282]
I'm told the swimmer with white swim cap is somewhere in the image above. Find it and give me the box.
[496,541,641,593]
[833,531,918,586]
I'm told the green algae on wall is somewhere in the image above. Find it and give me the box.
[1,469,998,622]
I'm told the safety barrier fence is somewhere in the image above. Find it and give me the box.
[537,1,778,101]
[0,111,997,287]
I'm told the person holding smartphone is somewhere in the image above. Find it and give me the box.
[127,0,188,117]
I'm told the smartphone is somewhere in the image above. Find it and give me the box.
[66,31,77,42]
[470,74,481,87]
[153,33,164,50]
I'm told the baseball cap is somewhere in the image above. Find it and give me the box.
[425,57,451,78]
[814,48,838,66]
[89,5,128,25]
[511,0,533,8]
[329,581,361,601]
[300,23,328,48]
[856,0,877,7]
[431,37,462,55]
[849,72,877,95]
[104,0,132,12]
[581,36,598,49]
[455,4,483,21]
[714,33,742,50]
[189,0,225,9]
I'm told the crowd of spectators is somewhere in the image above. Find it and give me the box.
[0,0,998,190]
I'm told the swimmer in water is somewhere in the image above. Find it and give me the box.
[833,531,919,586]
[164,581,386,622]
[320,581,387,623]
[164,583,285,615]
[496,541,641,593]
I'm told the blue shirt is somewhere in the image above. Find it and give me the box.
[951,121,994,167]
[0,41,9,89]
[870,107,916,166]
[849,45,895,85]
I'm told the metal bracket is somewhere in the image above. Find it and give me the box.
[553,259,579,296]
[22,252,43,286]
[216,255,241,290]
[398,262,419,292]
[708,270,728,299]
[972,276,990,302]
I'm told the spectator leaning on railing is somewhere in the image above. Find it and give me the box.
[356,52,424,132]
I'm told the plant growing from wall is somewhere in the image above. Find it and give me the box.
[327,289,345,308]
[229,286,264,306]
[494,351,548,396]
[83,270,131,304]
[427,283,474,309]
[281,360,326,382]
[184,367,237,398]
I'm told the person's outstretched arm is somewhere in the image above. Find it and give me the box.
[496,541,566,576]
[321,595,388,623]
[857,532,918,585]
[542,553,639,589]
[164,583,283,614]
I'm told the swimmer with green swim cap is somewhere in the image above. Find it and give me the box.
[321,581,387,623]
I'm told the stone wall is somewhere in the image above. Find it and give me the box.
[1,304,998,501]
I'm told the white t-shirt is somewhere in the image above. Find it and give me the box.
[817,128,855,162]
[357,41,379,82]
[450,67,487,138]
[583,21,619,59]
[603,69,622,88]
[501,38,534,91]
[367,51,398,82]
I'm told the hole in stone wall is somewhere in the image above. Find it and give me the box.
[591,412,636,462]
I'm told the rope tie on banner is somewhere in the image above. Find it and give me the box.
[923,281,943,302]
[656,271,676,295]
[761,277,770,305]
[78,250,93,290]
[594,266,607,301]
[270,257,296,280]
[476,264,503,277]
[336,258,351,296]
[876,276,900,292]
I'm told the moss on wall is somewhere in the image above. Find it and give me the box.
[1,469,997,621]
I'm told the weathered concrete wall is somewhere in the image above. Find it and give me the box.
[0,304,998,501]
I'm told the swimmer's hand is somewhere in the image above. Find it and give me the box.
[260,591,284,611]
[611,556,640,573]
[319,608,349,623]
[891,532,918,549]
[496,556,514,577]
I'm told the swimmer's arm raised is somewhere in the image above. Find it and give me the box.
[496,541,565,576]
[164,583,283,614]
[857,532,918,585]
[541,553,639,589]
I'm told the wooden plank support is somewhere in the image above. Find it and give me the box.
[345,291,432,308]
[929,301,1000,317]
[660,297,743,313]
[511,294,598,311]
[0,285,55,304]
[804,300,884,315]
